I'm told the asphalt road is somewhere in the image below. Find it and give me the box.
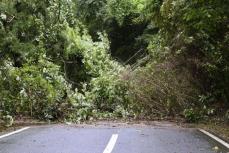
[0,124,228,153]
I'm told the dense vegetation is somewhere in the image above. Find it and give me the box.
[0,0,228,124]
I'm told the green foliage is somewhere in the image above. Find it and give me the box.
[0,0,132,122]
[75,0,145,30]
[0,0,44,64]
[62,26,114,76]
[0,57,72,120]
[75,0,107,28]
[88,71,129,112]
[0,0,228,123]
[142,0,229,118]
[74,0,148,63]
[183,108,201,123]
[62,26,130,118]
[2,115,14,127]
[106,0,145,25]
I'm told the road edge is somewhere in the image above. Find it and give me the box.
[199,129,229,149]
[0,127,30,139]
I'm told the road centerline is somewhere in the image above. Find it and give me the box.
[103,134,118,153]
[0,127,30,139]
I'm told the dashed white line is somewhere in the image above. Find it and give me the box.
[199,129,229,149]
[0,127,30,139]
[103,134,119,153]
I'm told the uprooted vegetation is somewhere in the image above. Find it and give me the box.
[0,0,228,125]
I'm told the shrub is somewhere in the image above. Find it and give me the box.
[87,71,129,113]
[62,26,130,118]
[127,62,199,118]
[183,108,201,123]
[0,58,71,120]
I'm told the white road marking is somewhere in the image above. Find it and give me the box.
[0,127,30,139]
[199,129,229,149]
[103,134,119,153]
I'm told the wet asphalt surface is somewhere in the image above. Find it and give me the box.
[0,124,228,153]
